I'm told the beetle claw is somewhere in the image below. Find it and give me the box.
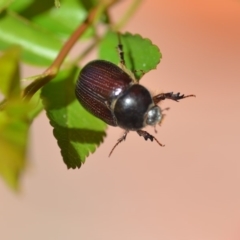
[137,130,165,147]
[109,131,128,157]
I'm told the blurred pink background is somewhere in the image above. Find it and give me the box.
[1,0,240,239]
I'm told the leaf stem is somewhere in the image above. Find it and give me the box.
[113,0,143,31]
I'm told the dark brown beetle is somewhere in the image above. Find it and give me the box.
[75,35,195,156]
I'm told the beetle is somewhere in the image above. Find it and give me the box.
[75,34,195,156]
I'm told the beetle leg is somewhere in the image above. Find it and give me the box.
[117,32,126,69]
[105,100,118,125]
[109,130,129,157]
[116,33,138,83]
[153,92,196,104]
[137,130,165,147]
[154,125,158,133]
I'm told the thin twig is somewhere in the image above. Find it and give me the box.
[113,0,143,31]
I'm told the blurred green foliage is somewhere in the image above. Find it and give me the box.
[0,0,161,190]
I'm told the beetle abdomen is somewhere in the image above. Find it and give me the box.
[75,60,134,126]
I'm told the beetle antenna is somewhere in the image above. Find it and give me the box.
[117,32,126,69]
[137,130,165,147]
[109,131,128,157]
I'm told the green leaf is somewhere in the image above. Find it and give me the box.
[41,67,106,169]
[0,11,62,65]
[27,90,44,121]
[0,48,33,190]
[0,46,21,98]
[0,47,37,190]
[99,31,162,80]
[9,0,52,15]
[29,0,88,39]
[10,0,95,40]
[0,100,31,190]
[0,0,13,11]
[7,0,34,12]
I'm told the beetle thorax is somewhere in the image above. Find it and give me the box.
[113,84,161,131]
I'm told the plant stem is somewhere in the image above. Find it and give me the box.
[113,0,143,31]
